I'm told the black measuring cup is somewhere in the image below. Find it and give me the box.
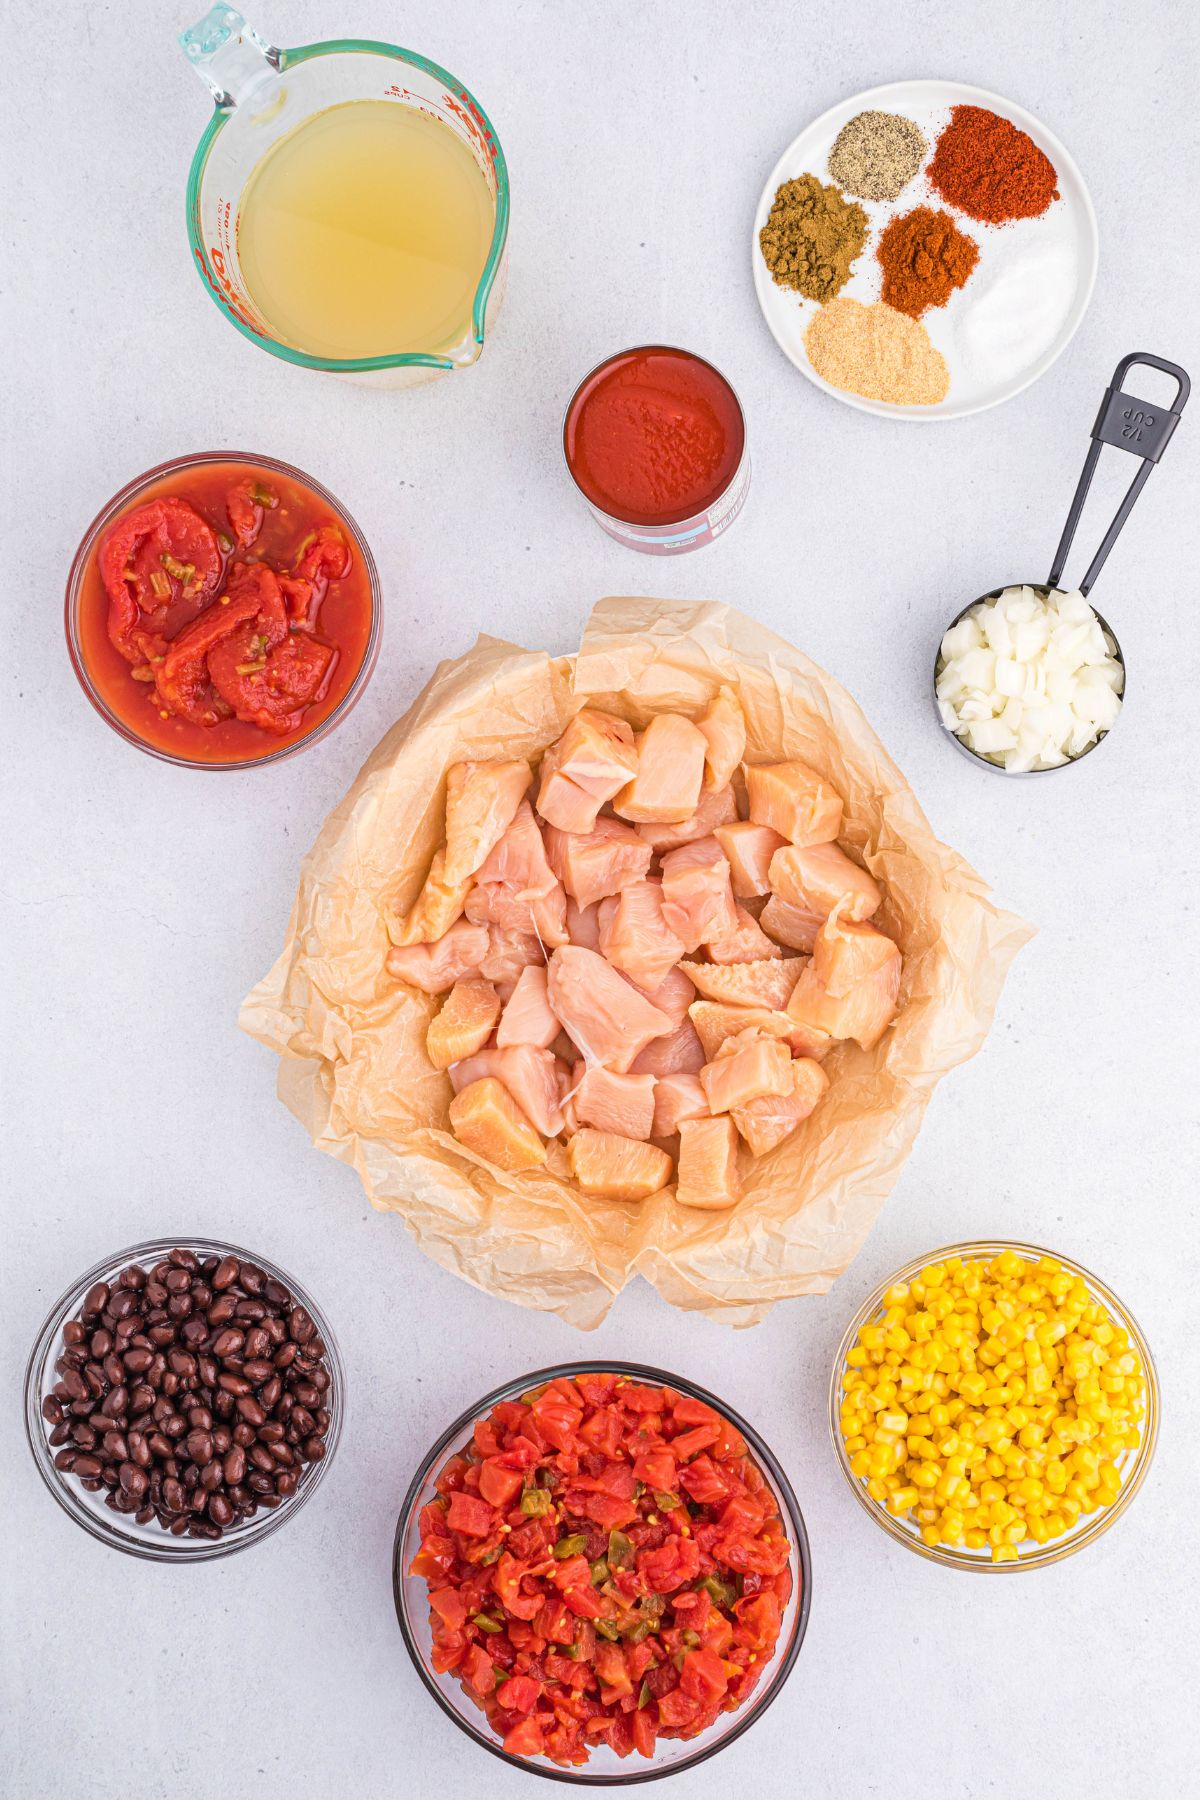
[935,352,1190,774]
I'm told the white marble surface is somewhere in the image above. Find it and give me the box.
[3,2,1199,1795]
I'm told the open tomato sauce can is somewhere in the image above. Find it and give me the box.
[563,345,750,554]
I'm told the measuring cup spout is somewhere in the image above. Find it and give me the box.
[180,6,282,111]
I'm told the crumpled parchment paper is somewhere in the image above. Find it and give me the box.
[241,598,1033,1328]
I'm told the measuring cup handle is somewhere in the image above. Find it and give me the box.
[1047,352,1190,595]
[180,7,282,110]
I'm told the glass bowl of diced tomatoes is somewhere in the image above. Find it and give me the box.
[392,1362,811,1782]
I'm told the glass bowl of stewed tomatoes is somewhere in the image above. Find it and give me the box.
[65,451,381,769]
[392,1362,811,1783]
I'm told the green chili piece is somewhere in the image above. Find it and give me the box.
[682,1628,701,1649]
[520,1487,553,1516]
[653,1491,680,1511]
[479,1545,502,1565]
[590,1558,609,1587]
[638,1681,652,1709]
[471,1613,503,1633]
[699,1573,737,1609]
[624,1620,653,1644]
[252,482,277,507]
[594,1620,621,1641]
[607,1529,633,1568]
[553,1533,587,1560]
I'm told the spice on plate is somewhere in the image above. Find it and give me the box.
[828,110,927,201]
[928,105,1059,223]
[804,297,949,406]
[758,173,867,302]
[40,1246,334,1540]
[838,1249,1148,1562]
[936,586,1123,771]
[877,206,980,317]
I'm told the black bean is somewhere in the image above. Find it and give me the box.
[82,1283,110,1318]
[42,1395,64,1425]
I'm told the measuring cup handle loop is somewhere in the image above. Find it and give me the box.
[1047,352,1190,596]
[180,7,283,111]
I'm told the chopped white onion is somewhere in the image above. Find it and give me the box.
[936,586,1124,771]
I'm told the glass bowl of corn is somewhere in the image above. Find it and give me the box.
[828,1241,1158,1571]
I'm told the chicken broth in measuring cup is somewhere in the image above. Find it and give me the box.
[237,101,496,361]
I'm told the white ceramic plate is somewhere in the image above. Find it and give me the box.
[751,80,1099,421]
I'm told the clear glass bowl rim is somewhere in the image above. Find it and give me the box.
[185,36,511,373]
[392,1359,812,1785]
[24,1234,346,1562]
[827,1237,1159,1572]
[63,449,383,770]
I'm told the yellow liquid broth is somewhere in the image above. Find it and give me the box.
[237,100,494,360]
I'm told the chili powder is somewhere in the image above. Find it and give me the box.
[878,206,979,317]
[928,106,1059,223]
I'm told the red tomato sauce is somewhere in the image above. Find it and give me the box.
[73,460,375,764]
[411,1371,792,1768]
[564,348,745,527]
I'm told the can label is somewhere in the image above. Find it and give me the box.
[585,453,751,556]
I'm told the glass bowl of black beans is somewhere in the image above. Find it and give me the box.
[24,1238,344,1561]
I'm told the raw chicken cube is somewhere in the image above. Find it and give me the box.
[465,801,568,946]
[389,848,471,947]
[541,709,637,801]
[689,1000,831,1063]
[536,768,605,835]
[443,759,531,886]
[598,880,685,990]
[652,1073,710,1139]
[659,837,738,952]
[675,1117,741,1211]
[627,964,696,1027]
[786,957,900,1052]
[713,822,787,898]
[479,927,544,997]
[565,897,601,951]
[731,1057,829,1155]
[547,946,672,1072]
[636,784,738,853]
[695,687,747,791]
[700,1032,793,1114]
[450,1045,565,1136]
[744,760,843,847]
[759,894,823,953]
[496,965,560,1049]
[630,1018,707,1077]
[567,1130,673,1201]
[574,1066,656,1140]
[681,958,803,1010]
[613,714,707,823]
[707,903,785,964]
[768,841,880,921]
[812,911,898,998]
[543,816,651,909]
[448,1078,545,1173]
[426,979,501,1070]
[387,919,489,993]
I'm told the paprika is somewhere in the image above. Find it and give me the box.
[877,207,980,317]
[928,106,1059,223]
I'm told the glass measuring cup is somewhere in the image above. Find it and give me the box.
[180,8,509,386]
[934,353,1189,774]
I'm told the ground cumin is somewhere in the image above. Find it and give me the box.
[805,298,949,407]
[759,173,868,303]
[878,206,979,317]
